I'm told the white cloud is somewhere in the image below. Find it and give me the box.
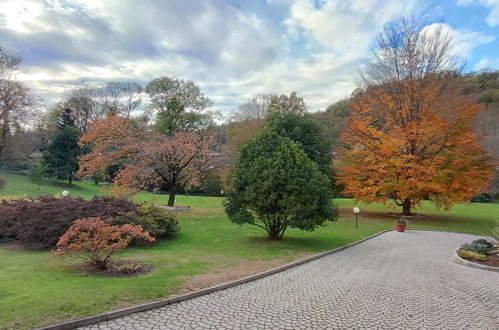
[420,23,495,58]
[473,57,499,70]
[284,0,415,54]
[0,0,496,117]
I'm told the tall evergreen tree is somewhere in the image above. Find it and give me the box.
[56,107,76,129]
[43,126,83,184]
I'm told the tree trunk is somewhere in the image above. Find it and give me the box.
[402,199,412,216]
[167,185,176,207]
[266,222,286,240]
[95,259,108,271]
[68,173,73,185]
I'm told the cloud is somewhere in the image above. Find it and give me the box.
[421,23,495,58]
[0,0,497,117]
[457,0,499,27]
[284,0,415,54]
[473,57,499,70]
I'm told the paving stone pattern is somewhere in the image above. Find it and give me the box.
[81,231,499,329]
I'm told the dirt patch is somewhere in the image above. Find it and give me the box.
[176,253,313,294]
[86,260,156,278]
[384,213,429,219]
[465,253,499,268]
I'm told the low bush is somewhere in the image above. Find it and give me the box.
[471,239,494,249]
[114,203,179,239]
[0,195,138,246]
[0,194,29,202]
[460,242,491,254]
[470,193,493,203]
[457,249,487,262]
[53,217,154,270]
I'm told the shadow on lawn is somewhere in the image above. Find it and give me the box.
[242,233,355,252]
[51,181,88,190]
[341,207,465,223]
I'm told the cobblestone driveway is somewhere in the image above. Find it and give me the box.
[81,230,499,329]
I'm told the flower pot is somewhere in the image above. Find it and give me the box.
[395,223,407,232]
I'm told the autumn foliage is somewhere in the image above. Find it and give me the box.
[53,217,154,270]
[78,116,217,206]
[0,195,138,246]
[338,80,496,215]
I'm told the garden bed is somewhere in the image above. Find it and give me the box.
[87,260,156,278]
[478,253,499,267]
[453,238,499,272]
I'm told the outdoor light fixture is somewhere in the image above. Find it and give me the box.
[353,207,360,229]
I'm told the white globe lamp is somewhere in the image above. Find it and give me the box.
[353,207,360,229]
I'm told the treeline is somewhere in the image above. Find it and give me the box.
[0,43,498,199]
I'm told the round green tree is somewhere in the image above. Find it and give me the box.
[265,112,332,175]
[224,129,338,239]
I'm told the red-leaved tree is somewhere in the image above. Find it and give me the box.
[53,217,154,270]
[78,116,217,206]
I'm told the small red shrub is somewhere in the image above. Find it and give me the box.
[53,217,154,270]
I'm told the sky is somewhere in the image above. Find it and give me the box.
[0,0,498,117]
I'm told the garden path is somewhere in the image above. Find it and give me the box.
[81,230,498,329]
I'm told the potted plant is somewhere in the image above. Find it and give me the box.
[395,218,408,232]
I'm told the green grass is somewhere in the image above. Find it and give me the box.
[0,174,497,329]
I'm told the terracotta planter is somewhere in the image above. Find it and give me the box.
[395,223,407,232]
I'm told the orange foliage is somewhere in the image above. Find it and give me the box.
[53,217,154,270]
[338,80,496,215]
[78,116,141,178]
[78,116,217,206]
[113,131,215,191]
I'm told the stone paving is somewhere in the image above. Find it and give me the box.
[81,230,499,329]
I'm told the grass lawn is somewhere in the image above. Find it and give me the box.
[0,174,497,329]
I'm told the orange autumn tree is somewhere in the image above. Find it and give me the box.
[338,80,496,216]
[78,116,217,206]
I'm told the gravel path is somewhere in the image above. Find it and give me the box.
[81,230,499,329]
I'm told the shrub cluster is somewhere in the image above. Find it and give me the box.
[0,195,179,247]
[471,238,494,248]
[457,249,487,262]
[0,195,138,246]
[460,242,491,255]
[114,203,179,238]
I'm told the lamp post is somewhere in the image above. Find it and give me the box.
[353,207,360,230]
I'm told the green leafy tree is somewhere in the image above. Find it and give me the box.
[145,77,214,135]
[43,126,83,184]
[27,158,49,190]
[224,129,338,239]
[265,112,332,175]
[268,91,307,115]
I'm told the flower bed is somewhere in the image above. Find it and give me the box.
[454,238,499,271]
